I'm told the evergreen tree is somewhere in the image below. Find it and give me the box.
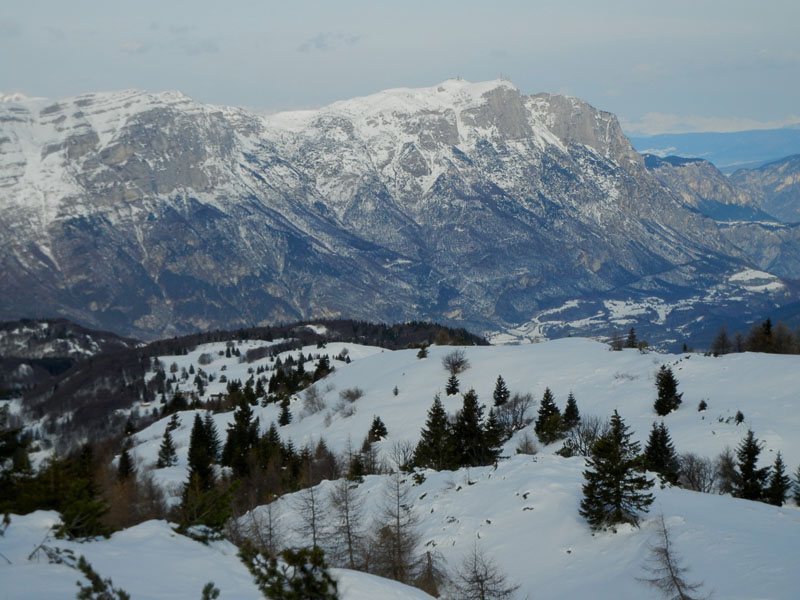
[445,375,460,396]
[794,464,800,505]
[368,416,388,443]
[454,390,490,467]
[117,448,135,482]
[643,422,679,484]
[187,414,215,491]
[534,388,563,445]
[416,345,428,359]
[222,399,260,477]
[313,355,333,381]
[732,430,769,501]
[765,452,791,506]
[413,394,457,471]
[240,545,338,600]
[166,413,181,432]
[654,365,682,416]
[579,410,654,530]
[203,413,221,463]
[493,375,510,407]
[711,324,733,356]
[562,392,580,430]
[278,398,292,427]
[484,408,504,460]
[156,427,178,468]
[625,327,638,349]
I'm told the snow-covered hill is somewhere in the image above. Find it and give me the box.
[1,511,435,600]
[5,336,800,598]
[134,337,800,477]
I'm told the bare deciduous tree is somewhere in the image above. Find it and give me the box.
[558,414,609,457]
[677,453,718,493]
[638,514,709,600]
[328,478,366,570]
[293,485,329,551]
[496,392,534,435]
[442,349,470,376]
[388,440,416,471]
[367,473,422,584]
[301,386,326,417]
[451,544,520,600]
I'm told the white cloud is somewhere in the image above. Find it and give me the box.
[120,40,150,54]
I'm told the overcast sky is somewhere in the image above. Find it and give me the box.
[2,1,798,135]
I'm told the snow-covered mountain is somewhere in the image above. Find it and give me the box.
[0,81,795,345]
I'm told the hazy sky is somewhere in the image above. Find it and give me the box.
[2,1,798,134]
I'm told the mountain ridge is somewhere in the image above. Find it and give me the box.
[0,80,793,343]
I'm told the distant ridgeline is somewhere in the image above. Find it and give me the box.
[11,318,486,448]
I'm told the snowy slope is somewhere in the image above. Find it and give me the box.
[253,455,800,600]
[0,511,434,600]
[135,337,800,479]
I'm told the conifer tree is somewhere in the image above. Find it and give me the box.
[166,413,181,432]
[187,413,215,491]
[654,366,682,416]
[454,389,490,467]
[278,398,292,427]
[368,416,388,443]
[413,394,457,471]
[156,427,178,468]
[534,387,563,444]
[203,413,221,462]
[222,399,260,477]
[732,430,769,501]
[562,392,580,431]
[765,452,791,506]
[445,375,460,396]
[625,327,638,349]
[579,410,654,530]
[791,464,800,505]
[644,422,679,484]
[117,448,135,482]
[493,375,510,407]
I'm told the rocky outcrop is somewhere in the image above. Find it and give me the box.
[730,155,800,223]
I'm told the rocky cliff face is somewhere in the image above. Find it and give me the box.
[0,80,792,343]
[730,155,800,223]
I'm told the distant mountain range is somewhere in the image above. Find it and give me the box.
[628,126,800,172]
[1,80,799,347]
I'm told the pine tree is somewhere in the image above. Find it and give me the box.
[187,414,215,491]
[711,324,732,356]
[644,422,679,484]
[117,449,135,482]
[156,427,178,468]
[279,398,292,427]
[166,413,181,432]
[764,452,791,506]
[654,366,682,416]
[625,327,638,349]
[203,413,221,462]
[368,416,388,443]
[240,545,338,600]
[413,394,457,471]
[562,392,580,430]
[579,410,654,530]
[222,399,260,477]
[493,375,510,407]
[445,375,460,396]
[454,390,490,467]
[732,430,769,501]
[534,388,563,445]
[793,463,800,505]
